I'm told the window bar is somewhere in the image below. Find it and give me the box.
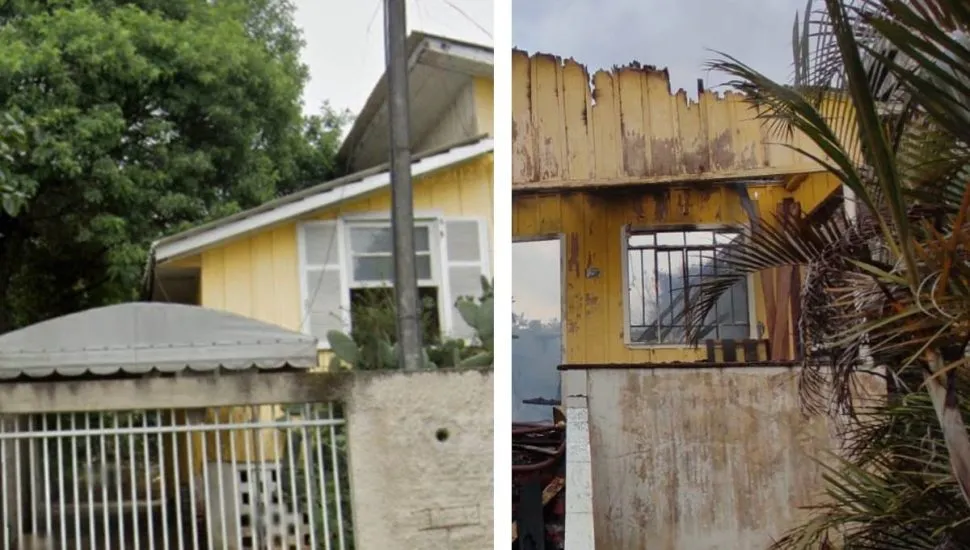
[141,414,155,550]
[313,404,333,550]
[168,411,185,550]
[327,404,347,550]
[42,415,52,547]
[155,411,170,550]
[256,407,273,550]
[301,421,319,550]
[227,414,243,550]
[96,415,110,550]
[666,251,675,343]
[212,413,228,550]
[681,245,689,342]
[199,417,214,550]
[127,413,141,550]
[183,413,201,550]
[27,416,36,540]
[83,414,95,550]
[242,422,260,549]
[272,417,288,549]
[112,414,124,550]
[70,415,81,550]
[286,422,304,548]
[1,421,7,550]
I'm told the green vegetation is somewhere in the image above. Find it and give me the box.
[691,1,970,547]
[327,277,495,370]
[0,0,349,332]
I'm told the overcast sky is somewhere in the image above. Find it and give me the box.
[294,0,493,116]
[511,0,808,322]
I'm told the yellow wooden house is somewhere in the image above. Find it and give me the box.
[511,51,864,549]
[512,50,844,367]
[147,32,494,351]
[138,33,492,532]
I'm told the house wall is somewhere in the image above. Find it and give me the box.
[584,366,839,550]
[511,50,850,191]
[195,154,493,334]
[512,177,838,365]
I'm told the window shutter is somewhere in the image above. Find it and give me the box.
[300,221,347,347]
[443,218,488,340]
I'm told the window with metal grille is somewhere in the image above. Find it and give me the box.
[626,229,750,345]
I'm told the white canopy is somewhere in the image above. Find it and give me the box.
[0,303,319,379]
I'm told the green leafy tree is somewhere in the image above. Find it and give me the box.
[688,0,970,546]
[0,0,348,332]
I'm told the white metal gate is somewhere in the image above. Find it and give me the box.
[0,403,352,550]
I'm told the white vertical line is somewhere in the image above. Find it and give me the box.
[312,405,332,550]
[98,415,111,550]
[128,413,141,550]
[42,415,52,545]
[27,416,36,538]
[83,415,95,550]
[242,425,259,549]
[327,404,346,550]
[198,416,213,550]
[113,415,125,549]
[300,421,318,550]
[1,421,9,550]
[256,407,273,550]
[57,415,68,549]
[169,410,184,550]
[183,415,200,550]
[271,419,287,549]
[142,414,155,550]
[13,419,22,547]
[70,416,80,550]
[212,415,228,550]
[155,411,170,550]
[228,416,243,550]
[285,424,303,549]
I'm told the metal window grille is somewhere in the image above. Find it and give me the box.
[627,229,750,344]
[0,403,352,550]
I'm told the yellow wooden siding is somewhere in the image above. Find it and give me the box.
[512,50,855,191]
[513,184,808,364]
[195,154,493,332]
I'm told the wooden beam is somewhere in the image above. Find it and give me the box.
[783,173,810,192]
[512,166,827,193]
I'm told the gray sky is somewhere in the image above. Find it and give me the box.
[511,0,808,322]
[294,0,493,116]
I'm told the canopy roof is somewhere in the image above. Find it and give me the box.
[0,303,319,379]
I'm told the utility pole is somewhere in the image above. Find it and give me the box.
[384,0,423,370]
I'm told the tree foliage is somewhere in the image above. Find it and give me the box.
[690,0,970,546]
[0,0,348,331]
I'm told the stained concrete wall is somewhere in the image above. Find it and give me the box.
[584,366,875,550]
[345,368,493,549]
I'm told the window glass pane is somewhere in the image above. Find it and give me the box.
[685,231,715,245]
[349,225,430,253]
[353,255,432,282]
[350,227,393,254]
[446,220,480,261]
[656,232,684,246]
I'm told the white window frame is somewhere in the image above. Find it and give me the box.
[620,223,757,349]
[298,210,489,350]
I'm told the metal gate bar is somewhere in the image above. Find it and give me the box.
[0,403,352,550]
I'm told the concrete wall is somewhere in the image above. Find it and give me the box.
[345,368,493,550]
[583,366,845,550]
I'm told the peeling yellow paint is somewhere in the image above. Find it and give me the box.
[512,50,852,191]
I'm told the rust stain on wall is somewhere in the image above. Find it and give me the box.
[512,50,839,190]
[586,367,877,550]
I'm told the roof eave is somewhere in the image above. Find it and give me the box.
[336,32,493,168]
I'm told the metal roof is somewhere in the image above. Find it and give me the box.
[0,303,319,379]
[150,135,493,263]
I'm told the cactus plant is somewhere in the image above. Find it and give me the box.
[326,277,494,370]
